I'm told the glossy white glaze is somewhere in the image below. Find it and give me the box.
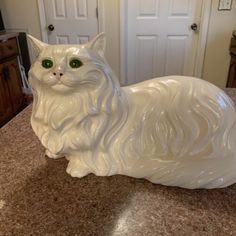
[28,33,236,189]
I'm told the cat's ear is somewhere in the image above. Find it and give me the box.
[27,35,47,56]
[87,33,106,58]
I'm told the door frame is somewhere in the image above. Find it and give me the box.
[37,0,105,43]
[120,0,212,85]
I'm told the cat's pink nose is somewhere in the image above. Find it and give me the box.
[53,72,63,76]
[53,72,63,77]
[52,69,64,78]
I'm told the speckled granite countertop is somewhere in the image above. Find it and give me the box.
[1,89,236,236]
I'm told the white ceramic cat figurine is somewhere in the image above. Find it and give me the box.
[28,33,236,189]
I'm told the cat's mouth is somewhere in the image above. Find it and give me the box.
[52,82,70,92]
[42,74,80,92]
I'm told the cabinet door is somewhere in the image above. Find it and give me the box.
[5,58,24,114]
[0,63,13,126]
[227,57,236,88]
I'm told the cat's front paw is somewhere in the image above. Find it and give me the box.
[66,159,90,178]
[45,149,64,159]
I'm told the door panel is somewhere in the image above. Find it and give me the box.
[56,35,69,44]
[165,35,188,75]
[125,0,203,85]
[135,36,158,82]
[138,0,159,17]
[54,0,66,19]
[76,0,88,19]
[170,0,190,16]
[44,0,98,44]
[77,36,90,44]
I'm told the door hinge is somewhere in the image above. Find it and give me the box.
[96,7,99,19]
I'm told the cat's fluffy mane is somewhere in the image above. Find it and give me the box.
[30,63,128,156]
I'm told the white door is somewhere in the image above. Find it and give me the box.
[43,0,98,44]
[124,0,203,85]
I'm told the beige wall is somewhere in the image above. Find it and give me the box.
[203,0,236,88]
[1,0,236,87]
[103,0,120,78]
[0,0,42,62]
[0,0,41,38]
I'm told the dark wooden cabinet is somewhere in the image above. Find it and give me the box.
[227,34,236,88]
[0,33,25,127]
[0,63,13,125]
[227,56,236,88]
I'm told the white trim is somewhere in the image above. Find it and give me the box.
[97,0,105,33]
[37,0,48,42]
[120,0,127,85]
[120,0,212,84]
[37,0,104,43]
[194,0,212,78]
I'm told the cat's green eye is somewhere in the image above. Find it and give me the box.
[42,59,53,69]
[69,58,83,69]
